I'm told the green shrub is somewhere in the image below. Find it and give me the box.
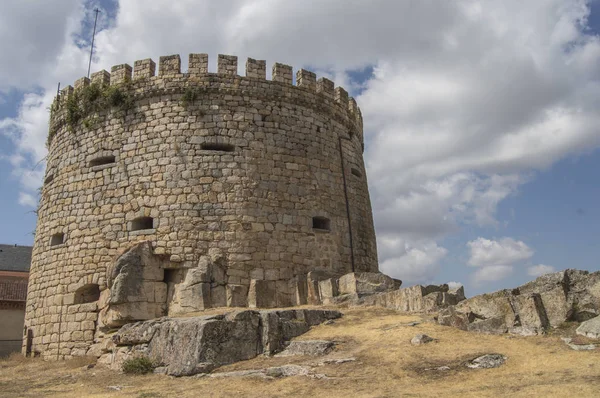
[181,87,199,108]
[121,356,155,375]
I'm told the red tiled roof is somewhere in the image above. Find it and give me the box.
[0,279,28,302]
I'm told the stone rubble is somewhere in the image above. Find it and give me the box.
[410,334,436,345]
[465,354,507,369]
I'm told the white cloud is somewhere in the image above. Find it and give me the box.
[467,237,534,268]
[18,192,38,208]
[473,265,514,283]
[2,0,600,286]
[528,264,556,277]
[467,237,535,284]
[379,237,448,283]
[447,281,463,290]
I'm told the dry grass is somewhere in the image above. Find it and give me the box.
[1,307,599,397]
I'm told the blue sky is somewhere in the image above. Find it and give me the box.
[1,0,600,296]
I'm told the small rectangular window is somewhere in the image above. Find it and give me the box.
[351,168,362,178]
[131,216,154,231]
[44,174,54,184]
[89,155,116,167]
[200,143,235,152]
[312,216,331,231]
[50,233,65,246]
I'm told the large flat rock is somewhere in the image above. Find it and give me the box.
[102,308,341,376]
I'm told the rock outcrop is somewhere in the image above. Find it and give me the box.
[97,309,341,376]
[344,283,465,313]
[576,315,600,339]
[438,269,600,335]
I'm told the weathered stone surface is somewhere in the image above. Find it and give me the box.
[455,290,516,328]
[227,284,248,307]
[538,287,570,327]
[103,309,341,376]
[576,315,600,339]
[466,354,507,369]
[511,293,549,334]
[291,275,308,306]
[561,337,597,351]
[467,317,508,334]
[208,364,319,379]
[318,279,338,304]
[275,340,335,357]
[410,334,435,345]
[338,272,397,295]
[248,279,277,308]
[307,271,340,305]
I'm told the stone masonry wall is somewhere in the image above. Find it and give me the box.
[24,53,377,359]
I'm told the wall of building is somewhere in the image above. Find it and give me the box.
[24,53,378,359]
[0,308,25,357]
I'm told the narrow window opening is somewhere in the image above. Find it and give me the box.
[74,284,100,304]
[89,155,116,167]
[50,233,64,246]
[351,168,362,178]
[200,143,235,152]
[131,216,154,231]
[312,216,331,231]
[44,174,54,184]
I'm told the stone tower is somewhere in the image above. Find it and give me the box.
[24,53,378,359]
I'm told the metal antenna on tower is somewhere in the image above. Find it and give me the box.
[87,8,100,79]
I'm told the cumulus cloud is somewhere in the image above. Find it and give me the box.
[473,265,514,283]
[467,237,534,283]
[467,237,534,268]
[2,0,600,286]
[528,264,556,277]
[447,281,463,290]
[379,237,448,283]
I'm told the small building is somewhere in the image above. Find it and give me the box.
[0,244,32,357]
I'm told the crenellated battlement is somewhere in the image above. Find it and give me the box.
[50,53,363,146]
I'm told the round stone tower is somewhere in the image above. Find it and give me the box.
[24,53,378,359]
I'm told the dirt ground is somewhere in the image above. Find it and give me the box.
[1,307,599,398]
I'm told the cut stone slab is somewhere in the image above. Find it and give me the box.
[576,315,600,339]
[338,272,397,295]
[410,334,435,345]
[275,340,335,357]
[248,279,277,308]
[466,354,507,369]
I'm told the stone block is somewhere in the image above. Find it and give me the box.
[248,279,277,308]
[227,284,248,307]
[318,278,339,304]
[210,284,227,308]
[180,283,211,311]
[511,293,549,334]
[539,286,570,327]
[188,53,208,75]
[291,275,308,306]
[338,272,396,295]
[155,282,168,303]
